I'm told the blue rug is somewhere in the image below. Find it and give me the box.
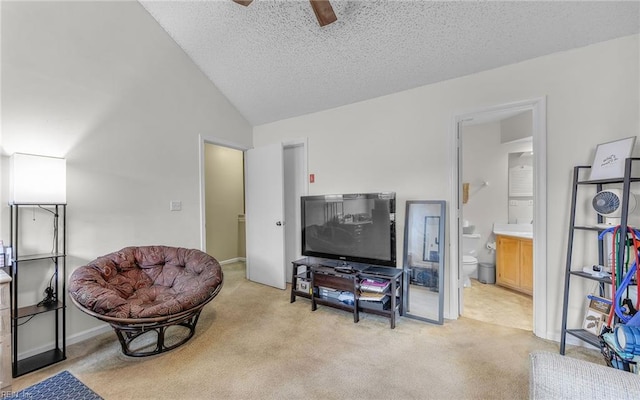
[5,370,102,400]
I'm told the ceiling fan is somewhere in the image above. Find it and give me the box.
[232,0,337,27]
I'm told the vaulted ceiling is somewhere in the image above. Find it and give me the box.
[140,1,640,126]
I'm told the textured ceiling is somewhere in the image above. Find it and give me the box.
[140,0,640,126]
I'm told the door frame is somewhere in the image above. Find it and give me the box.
[282,138,309,281]
[198,135,309,281]
[448,97,548,339]
[198,134,250,252]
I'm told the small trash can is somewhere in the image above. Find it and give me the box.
[478,262,496,284]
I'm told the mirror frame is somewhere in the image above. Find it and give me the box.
[402,200,446,324]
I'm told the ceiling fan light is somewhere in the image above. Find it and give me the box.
[310,0,337,27]
[233,0,254,6]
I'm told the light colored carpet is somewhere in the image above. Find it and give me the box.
[12,263,602,399]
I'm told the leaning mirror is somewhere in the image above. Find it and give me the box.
[402,200,446,324]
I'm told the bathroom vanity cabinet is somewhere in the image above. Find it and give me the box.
[495,235,533,295]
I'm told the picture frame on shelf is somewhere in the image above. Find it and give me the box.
[582,295,612,336]
[589,136,636,181]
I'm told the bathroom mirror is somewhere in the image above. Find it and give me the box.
[423,216,440,262]
[402,200,446,324]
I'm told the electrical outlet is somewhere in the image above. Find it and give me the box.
[170,201,182,211]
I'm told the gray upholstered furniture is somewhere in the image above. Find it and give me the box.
[529,351,640,399]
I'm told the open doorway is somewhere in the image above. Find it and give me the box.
[449,97,548,339]
[203,143,246,265]
[200,137,307,288]
[459,112,534,331]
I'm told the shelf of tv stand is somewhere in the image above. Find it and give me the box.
[359,269,402,328]
[314,297,359,314]
[312,266,359,323]
[291,285,312,300]
[291,257,403,329]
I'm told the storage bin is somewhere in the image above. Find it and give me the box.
[478,262,495,284]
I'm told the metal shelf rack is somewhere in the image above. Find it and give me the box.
[560,158,640,354]
[8,203,66,377]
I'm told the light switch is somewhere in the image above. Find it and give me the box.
[170,201,182,211]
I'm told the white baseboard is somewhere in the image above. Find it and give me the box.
[67,324,113,346]
[17,323,112,360]
[219,257,246,265]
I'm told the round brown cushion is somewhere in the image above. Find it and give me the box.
[69,246,223,320]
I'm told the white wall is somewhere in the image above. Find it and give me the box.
[462,122,504,267]
[1,1,252,351]
[501,111,533,143]
[254,34,640,340]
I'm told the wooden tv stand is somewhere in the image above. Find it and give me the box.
[290,257,403,328]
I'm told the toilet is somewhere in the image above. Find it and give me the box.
[462,233,480,287]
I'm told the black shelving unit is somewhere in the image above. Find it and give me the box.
[9,203,66,377]
[560,158,640,354]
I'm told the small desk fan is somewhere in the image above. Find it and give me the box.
[592,189,637,226]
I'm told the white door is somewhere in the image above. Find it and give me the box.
[245,143,286,289]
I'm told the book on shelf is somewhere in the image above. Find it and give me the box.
[319,286,340,300]
[358,291,386,302]
[359,295,391,311]
[360,277,388,286]
[360,278,390,293]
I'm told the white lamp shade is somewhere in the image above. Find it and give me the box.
[10,153,67,204]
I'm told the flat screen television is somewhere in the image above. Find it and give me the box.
[301,192,396,267]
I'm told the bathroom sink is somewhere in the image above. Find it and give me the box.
[493,223,533,239]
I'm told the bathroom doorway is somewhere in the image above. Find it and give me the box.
[459,113,534,331]
[449,97,547,339]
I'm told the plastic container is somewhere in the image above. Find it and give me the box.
[478,262,496,284]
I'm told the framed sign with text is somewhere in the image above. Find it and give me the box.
[589,136,636,181]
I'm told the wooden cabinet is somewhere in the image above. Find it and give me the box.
[519,239,534,293]
[496,235,532,295]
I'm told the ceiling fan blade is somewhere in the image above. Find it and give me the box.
[310,0,337,27]
[233,0,254,6]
